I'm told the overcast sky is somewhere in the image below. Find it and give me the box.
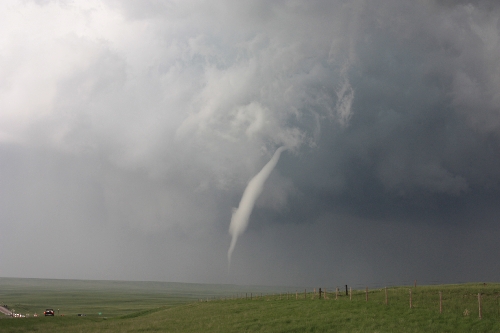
[1,0,500,288]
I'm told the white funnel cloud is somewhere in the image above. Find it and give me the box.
[228,146,287,265]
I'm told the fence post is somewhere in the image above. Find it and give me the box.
[366,287,368,302]
[414,280,417,288]
[346,285,348,296]
[350,287,352,301]
[479,293,482,320]
[385,287,388,305]
[336,287,339,300]
[409,289,412,309]
[439,291,442,314]
[296,290,298,300]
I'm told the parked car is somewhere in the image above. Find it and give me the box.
[44,309,54,316]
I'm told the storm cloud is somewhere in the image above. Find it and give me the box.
[1,0,500,287]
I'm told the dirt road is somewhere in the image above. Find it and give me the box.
[0,305,12,316]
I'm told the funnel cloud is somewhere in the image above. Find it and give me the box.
[228,146,287,265]
[2,0,500,287]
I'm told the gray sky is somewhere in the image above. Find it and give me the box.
[1,0,500,287]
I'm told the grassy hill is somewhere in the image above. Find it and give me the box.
[1,278,500,332]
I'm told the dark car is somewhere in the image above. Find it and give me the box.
[44,309,54,316]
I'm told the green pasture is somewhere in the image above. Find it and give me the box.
[0,277,290,318]
[1,278,500,332]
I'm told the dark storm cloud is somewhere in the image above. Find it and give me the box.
[266,0,500,224]
[1,0,499,286]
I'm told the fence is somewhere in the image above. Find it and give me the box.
[346,285,499,319]
[201,283,500,320]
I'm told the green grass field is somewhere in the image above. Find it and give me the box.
[1,278,500,332]
[0,277,292,317]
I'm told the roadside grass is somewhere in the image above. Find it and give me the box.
[1,280,500,332]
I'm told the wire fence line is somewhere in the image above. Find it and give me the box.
[345,286,499,318]
[201,284,500,320]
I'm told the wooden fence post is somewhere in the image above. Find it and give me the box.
[479,293,482,320]
[409,289,412,309]
[366,287,368,302]
[336,287,339,300]
[439,291,442,314]
[385,287,388,305]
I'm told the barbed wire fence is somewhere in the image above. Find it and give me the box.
[200,282,500,320]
